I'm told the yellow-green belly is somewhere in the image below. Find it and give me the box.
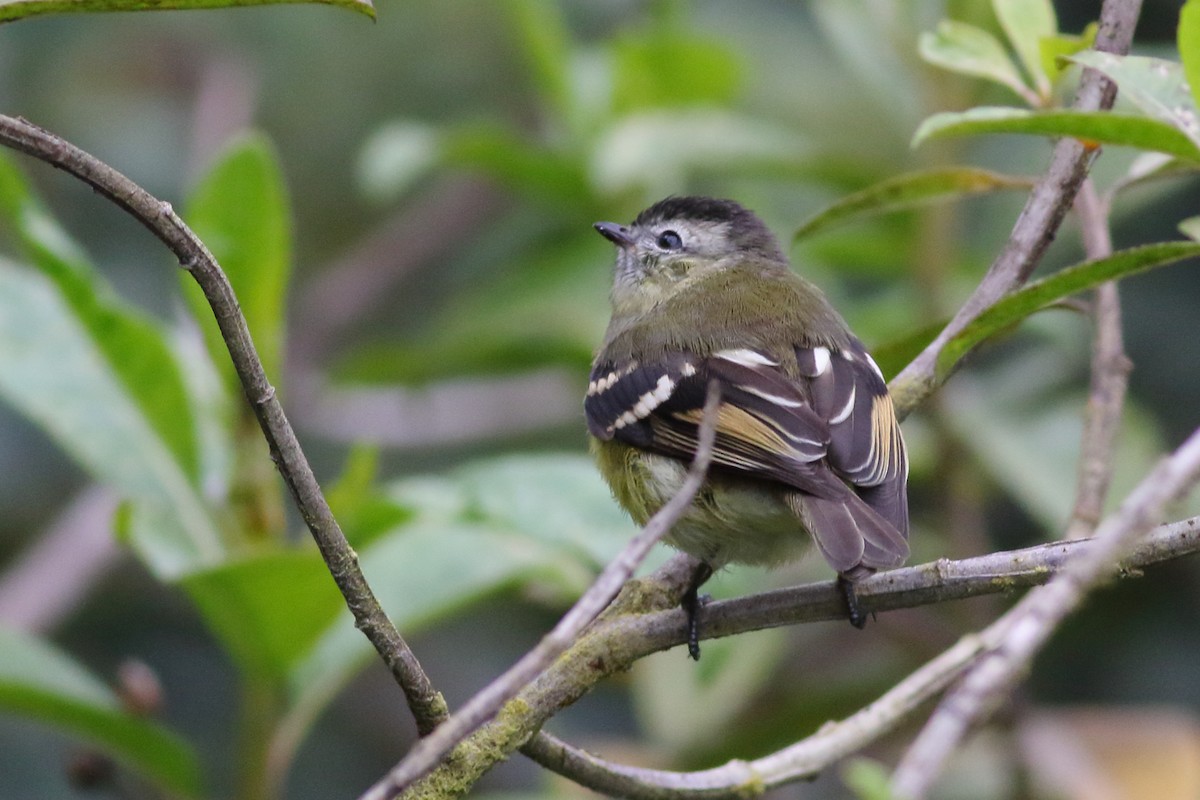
[591,437,812,567]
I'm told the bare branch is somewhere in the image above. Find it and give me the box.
[1066,180,1131,539]
[0,114,449,734]
[889,0,1143,419]
[360,382,723,800]
[891,428,1200,799]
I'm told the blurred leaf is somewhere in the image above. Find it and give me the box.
[913,107,1200,163]
[334,233,606,385]
[0,259,221,576]
[277,520,581,769]
[0,0,372,22]
[1182,1,1200,113]
[357,121,440,203]
[842,757,895,800]
[918,21,1031,100]
[504,0,575,128]
[590,109,811,197]
[612,30,742,112]
[183,133,292,388]
[939,241,1200,378]
[0,628,201,796]
[0,154,200,483]
[182,550,345,679]
[1180,216,1200,242]
[439,453,640,567]
[326,446,412,548]
[1110,151,1200,198]
[272,452,635,768]
[443,125,594,210]
[1067,52,1200,149]
[1038,22,1096,82]
[993,0,1057,98]
[794,167,1032,240]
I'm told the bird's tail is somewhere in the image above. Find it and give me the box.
[790,490,909,578]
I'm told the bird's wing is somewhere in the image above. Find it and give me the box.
[795,339,909,538]
[585,348,837,498]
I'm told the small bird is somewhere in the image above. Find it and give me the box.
[585,196,909,659]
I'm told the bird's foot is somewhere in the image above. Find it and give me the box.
[683,562,714,660]
[837,574,869,630]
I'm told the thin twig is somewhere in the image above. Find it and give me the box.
[359,382,723,800]
[0,114,449,735]
[889,0,1143,419]
[1065,180,1130,539]
[891,427,1200,799]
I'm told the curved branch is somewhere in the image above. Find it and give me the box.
[0,114,449,735]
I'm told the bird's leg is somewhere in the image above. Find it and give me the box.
[682,561,714,660]
[837,573,869,630]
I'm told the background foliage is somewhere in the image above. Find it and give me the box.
[1,1,1199,798]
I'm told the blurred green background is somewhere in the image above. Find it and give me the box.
[1,1,1200,798]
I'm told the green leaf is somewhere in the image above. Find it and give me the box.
[842,757,895,800]
[1182,1,1200,113]
[612,30,742,112]
[918,21,1031,100]
[913,107,1200,163]
[590,109,811,197]
[1180,216,1200,242]
[182,550,346,680]
[0,628,201,796]
[0,0,372,23]
[0,154,201,484]
[993,0,1057,97]
[0,258,222,577]
[870,319,949,382]
[1038,22,1097,82]
[357,121,441,203]
[794,167,1033,241]
[504,0,575,128]
[183,133,292,389]
[938,241,1200,378]
[274,521,580,772]
[442,124,594,210]
[1067,52,1200,149]
[270,453,637,771]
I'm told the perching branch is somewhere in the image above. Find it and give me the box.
[402,514,1200,799]
[0,114,449,736]
[359,383,722,800]
[889,0,1143,417]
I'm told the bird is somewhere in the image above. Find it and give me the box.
[584,196,909,659]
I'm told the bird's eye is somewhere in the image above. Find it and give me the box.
[656,230,683,250]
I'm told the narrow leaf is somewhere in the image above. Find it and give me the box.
[938,241,1200,377]
[1068,51,1200,149]
[0,259,222,576]
[993,0,1057,97]
[0,0,372,23]
[918,21,1031,100]
[183,134,292,389]
[0,629,201,796]
[913,107,1200,163]
[794,167,1033,240]
[1183,0,1200,113]
[0,154,200,483]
